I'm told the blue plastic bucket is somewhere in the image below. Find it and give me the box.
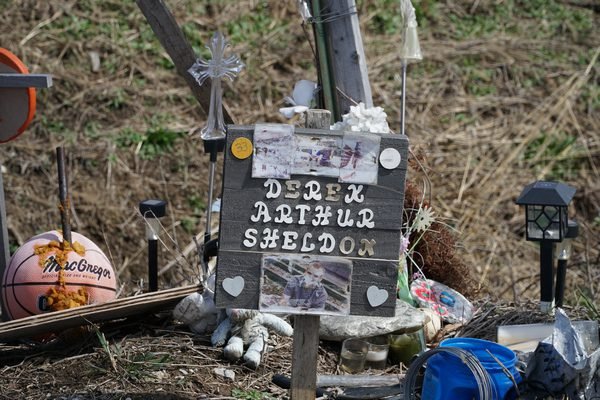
[421,338,521,400]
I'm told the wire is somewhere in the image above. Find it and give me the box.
[403,347,497,399]
[308,5,358,24]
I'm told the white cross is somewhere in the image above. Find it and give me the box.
[188,32,244,140]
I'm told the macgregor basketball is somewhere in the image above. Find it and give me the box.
[1,230,117,320]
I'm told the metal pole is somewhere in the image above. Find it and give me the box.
[539,241,555,312]
[56,147,71,244]
[205,149,217,245]
[400,60,407,136]
[0,167,11,321]
[555,259,567,308]
[148,237,158,292]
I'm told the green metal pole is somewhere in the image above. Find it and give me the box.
[311,0,337,122]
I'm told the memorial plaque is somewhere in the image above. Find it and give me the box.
[215,125,409,317]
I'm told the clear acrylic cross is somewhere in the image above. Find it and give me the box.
[188,32,244,140]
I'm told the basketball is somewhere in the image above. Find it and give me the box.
[1,230,117,320]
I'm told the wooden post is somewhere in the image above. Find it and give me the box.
[319,0,373,119]
[135,0,234,124]
[289,109,331,400]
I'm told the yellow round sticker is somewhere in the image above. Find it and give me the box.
[231,137,253,159]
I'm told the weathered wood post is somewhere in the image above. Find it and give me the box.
[136,0,234,124]
[289,109,331,399]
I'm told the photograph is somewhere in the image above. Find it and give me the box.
[251,123,295,179]
[259,254,352,316]
[338,133,381,185]
[292,134,342,177]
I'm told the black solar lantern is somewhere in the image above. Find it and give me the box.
[516,181,576,311]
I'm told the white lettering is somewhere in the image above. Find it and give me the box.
[318,233,335,253]
[281,231,298,250]
[339,236,355,255]
[356,208,375,228]
[295,204,311,225]
[250,201,271,223]
[301,232,316,252]
[358,238,376,256]
[275,204,293,224]
[336,209,354,227]
[260,228,280,249]
[303,180,322,201]
[264,179,282,199]
[242,228,258,247]
[312,205,332,226]
[325,183,341,202]
[344,184,365,204]
[285,180,301,199]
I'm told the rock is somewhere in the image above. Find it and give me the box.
[319,301,426,341]
[213,367,235,382]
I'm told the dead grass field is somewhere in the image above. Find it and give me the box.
[0,0,598,398]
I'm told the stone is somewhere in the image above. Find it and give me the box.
[319,300,426,341]
[213,367,235,382]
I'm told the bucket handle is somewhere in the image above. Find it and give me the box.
[485,349,521,399]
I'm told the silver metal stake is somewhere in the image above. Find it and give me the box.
[205,159,216,243]
[401,60,407,136]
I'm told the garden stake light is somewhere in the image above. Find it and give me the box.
[188,32,243,248]
[399,0,422,136]
[516,181,576,312]
[139,199,167,292]
[554,220,578,308]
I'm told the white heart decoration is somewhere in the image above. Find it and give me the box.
[367,285,389,307]
[222,276,245,297]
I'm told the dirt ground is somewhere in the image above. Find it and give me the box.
[0,0,598,399]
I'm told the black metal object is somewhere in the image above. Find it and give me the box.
[554,220,579,307]
[539,241,555,306]
[139,199,167,292]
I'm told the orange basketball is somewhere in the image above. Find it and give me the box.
[1,230,117,320]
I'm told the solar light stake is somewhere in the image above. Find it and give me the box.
[139,199,167,292]
[516,181,576,312]
[203,140,224,246]
[554,220,579,308]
